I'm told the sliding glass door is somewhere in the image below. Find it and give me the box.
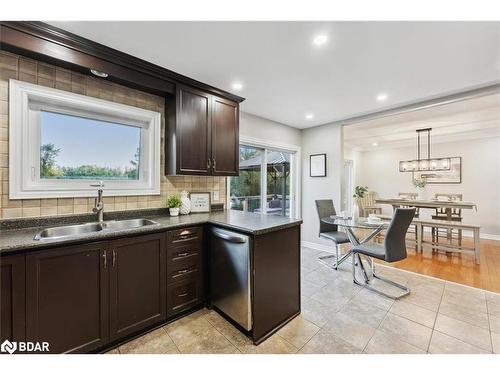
[229,145,296,218]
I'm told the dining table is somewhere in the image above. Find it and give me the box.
[320,216,390,269]
[375,198,477,220]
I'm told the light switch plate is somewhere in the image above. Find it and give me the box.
[212,191,219,201]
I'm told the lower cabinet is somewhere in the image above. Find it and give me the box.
[24,232,167,353]
[26,242,109,353]
[0,254,26,342]
[109,234,166,341]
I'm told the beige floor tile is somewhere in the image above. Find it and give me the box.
[379,313,432,351]
[298,329,361,354]
[488,300,500,318]
[489,314,500,334]
[300,297,338,328]
[176,326,238,354]
[119,328,179,354]
[428,331,491,354]
[352,288,394,311]
[439,300,489,330]
[277,316,320,349]
[492,331,500,354]
[304,267,338,287]
[402,288,442,312]
[390,300,437,328]
[364,330,425,354]
[104,348,120,354]
[204,310,253,349]
[486,291,500,306]
[165,313,214,347]
[339,299,387,329]
[241,334,298,354]
[301,279,324,298]
[323,312,377,350]
[434,314,492,352]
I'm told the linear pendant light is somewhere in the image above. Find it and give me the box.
[399,128,451,172]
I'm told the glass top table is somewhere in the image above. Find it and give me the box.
[319,216,389,268]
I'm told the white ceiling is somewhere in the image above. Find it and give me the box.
[343,93,500,151]
[49,21,500,129]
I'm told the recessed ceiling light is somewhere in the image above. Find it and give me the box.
[305,113,314,120]
[90,69,108,78]
[372,142,378,146]
[231,81,243,91]
[313,34,328,46]
[376,93,388,102]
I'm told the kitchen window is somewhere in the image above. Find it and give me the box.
[9,80,161,199]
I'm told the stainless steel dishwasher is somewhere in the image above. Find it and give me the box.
[210,226,252,331]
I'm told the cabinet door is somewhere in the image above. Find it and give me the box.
[176,85,212,175]
[109,233,166,341]
[211,96,239,176]
[26,243,109,353]
[1,254,26,342]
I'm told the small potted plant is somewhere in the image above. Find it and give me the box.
[167,194,182,216]
[352,185,368,220]
[413,178,427,200]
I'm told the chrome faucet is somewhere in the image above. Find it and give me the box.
[90,181,105,223]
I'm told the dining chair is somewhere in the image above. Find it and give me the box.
[431,193,463,248]
[315,200,350,270]
[351,207,416,299]
[358,191,382,217]
[396,192,420,249]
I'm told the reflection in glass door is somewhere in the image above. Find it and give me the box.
[229,146,262,213]
[265,151,292,217]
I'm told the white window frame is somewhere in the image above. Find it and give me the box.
[9,79,161,199]
[227,135,301,218]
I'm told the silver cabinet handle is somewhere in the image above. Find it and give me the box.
[176,251,189,257]
[212,158,216,170]
[112,249,117,267]
[178,292,188,297]
[102,251,107,269]
[207,159,211,169]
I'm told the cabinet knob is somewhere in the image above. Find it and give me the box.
[102,252,107,269]
[212,158,216,170]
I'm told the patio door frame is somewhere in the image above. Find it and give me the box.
[228,135,301,218]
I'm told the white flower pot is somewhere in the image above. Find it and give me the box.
[352,201,359,221]
[417,188,426,200]
[169,207,180,216]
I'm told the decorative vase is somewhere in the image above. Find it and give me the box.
[169,207,180,216]
[180,190,191,215]
[352,200,360,221]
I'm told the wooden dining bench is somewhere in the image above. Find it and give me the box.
[414,218,481,264]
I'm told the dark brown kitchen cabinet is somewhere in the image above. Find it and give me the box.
[166,84,239,176]
[211,96,239,176]
[1,254,26,342]
[109,233,166,341]
[26,243,109,353]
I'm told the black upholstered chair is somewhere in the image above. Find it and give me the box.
[351,207,416,299]
[315,200,350,270]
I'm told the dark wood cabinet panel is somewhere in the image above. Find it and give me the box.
[109,233,167,341]
[26,243,109,353]
[211,96,239,176]
[252,225,301,343]
[0,254,26,342]
[174,85,212,175]
[167,278,203,318]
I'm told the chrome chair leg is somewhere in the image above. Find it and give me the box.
[351,254,410,300]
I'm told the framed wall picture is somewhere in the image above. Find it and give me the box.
[413,156,462,184]
[190,192,211,212]
[310,153,327,177]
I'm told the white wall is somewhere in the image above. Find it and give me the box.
[301,123,344,245]
[356,137,500,237]
[239,112,302,147]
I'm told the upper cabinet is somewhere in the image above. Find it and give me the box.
[166,84,240,176]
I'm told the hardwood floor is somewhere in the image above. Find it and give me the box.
[376,236,500,293]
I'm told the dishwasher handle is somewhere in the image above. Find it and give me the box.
[211,228,247,243]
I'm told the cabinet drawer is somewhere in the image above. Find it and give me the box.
[167,256,201,284]
[167,226,203,247]
[167,279,202,317]
[168,246,201,261]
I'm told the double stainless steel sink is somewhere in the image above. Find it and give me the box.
[34,218,159,240]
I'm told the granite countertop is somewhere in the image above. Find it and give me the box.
[0,210,302,254]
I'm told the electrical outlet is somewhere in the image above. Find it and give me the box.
[212,191,219,201]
